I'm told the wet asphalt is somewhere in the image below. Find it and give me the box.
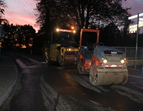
[9,53,47,111]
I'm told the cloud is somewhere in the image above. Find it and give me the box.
[3,0,39,32]
[123,0,143,15]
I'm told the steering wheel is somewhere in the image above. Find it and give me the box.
[87,43,94,51]
[94,42,104,47]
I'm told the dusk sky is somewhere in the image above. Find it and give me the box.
[3,0,143,32]
[4,0,39,31]
[122,0,143,15]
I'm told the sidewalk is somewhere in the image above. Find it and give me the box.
[0,54,18,107]
[128,65,143,77]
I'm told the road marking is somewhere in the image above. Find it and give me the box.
[129,75,143,79]
[111,85,143,104]
[71,74,101,93]
[40,77,74,111]
[41,62,47,63]
[89,100,115,111]
[16,59,27,68]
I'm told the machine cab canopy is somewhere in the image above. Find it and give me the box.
[80,29,100,47]
[53,32,75,43]
[51,28,78,47]
[94,46,126,60]
[82,32,97,46]
[51,28,76,43]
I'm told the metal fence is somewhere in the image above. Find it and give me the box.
[113,47,143,66]
[114,47,143,59]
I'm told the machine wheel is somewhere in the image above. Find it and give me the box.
[44,50,51,64]
[89,64,97,85]
[58,54,65,66]
[77,60,86,74]
[121,73,128,85]
[44,51,48,62]
[44,51,49,62]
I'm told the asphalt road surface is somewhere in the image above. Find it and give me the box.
[4,52,143,111]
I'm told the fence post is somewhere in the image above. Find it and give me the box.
[142,47,143,59]
[135,13,139,69]
[125,47,127,56]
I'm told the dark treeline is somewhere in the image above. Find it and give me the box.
[36,0,130,33]
[0,0,143,55]
[1,24,36,49]
[36,0,135,48]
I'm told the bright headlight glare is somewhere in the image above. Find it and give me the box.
[120,59,125,64]
[56,28,60,32]
[103,59,107,63]
[67,48,71,51]
[72,30,76,33]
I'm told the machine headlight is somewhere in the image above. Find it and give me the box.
[56,28,60,32]
[72,30,76,33]
[120,59,125,64]
[102,58,107,64]
[67,48,72,51]
[103,59,107,63]
[120,58,127,64]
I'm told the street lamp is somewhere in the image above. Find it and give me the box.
[128,13,143,20]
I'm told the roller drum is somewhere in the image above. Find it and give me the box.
[89,66,128,86]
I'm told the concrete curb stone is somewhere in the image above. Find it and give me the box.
[0,55,18,107]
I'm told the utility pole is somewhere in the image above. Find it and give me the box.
[135,13,139,69]
[0,25,2,59]
[128,13,143,69]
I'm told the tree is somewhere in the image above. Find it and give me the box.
[36,0,59,34]
[100,22,122,46]
[19,25,36,49]
[64,0,130,29]
[0,0,5,16]
[2,24,36,49]
[36,0,130,32]
[0,0,8,24]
